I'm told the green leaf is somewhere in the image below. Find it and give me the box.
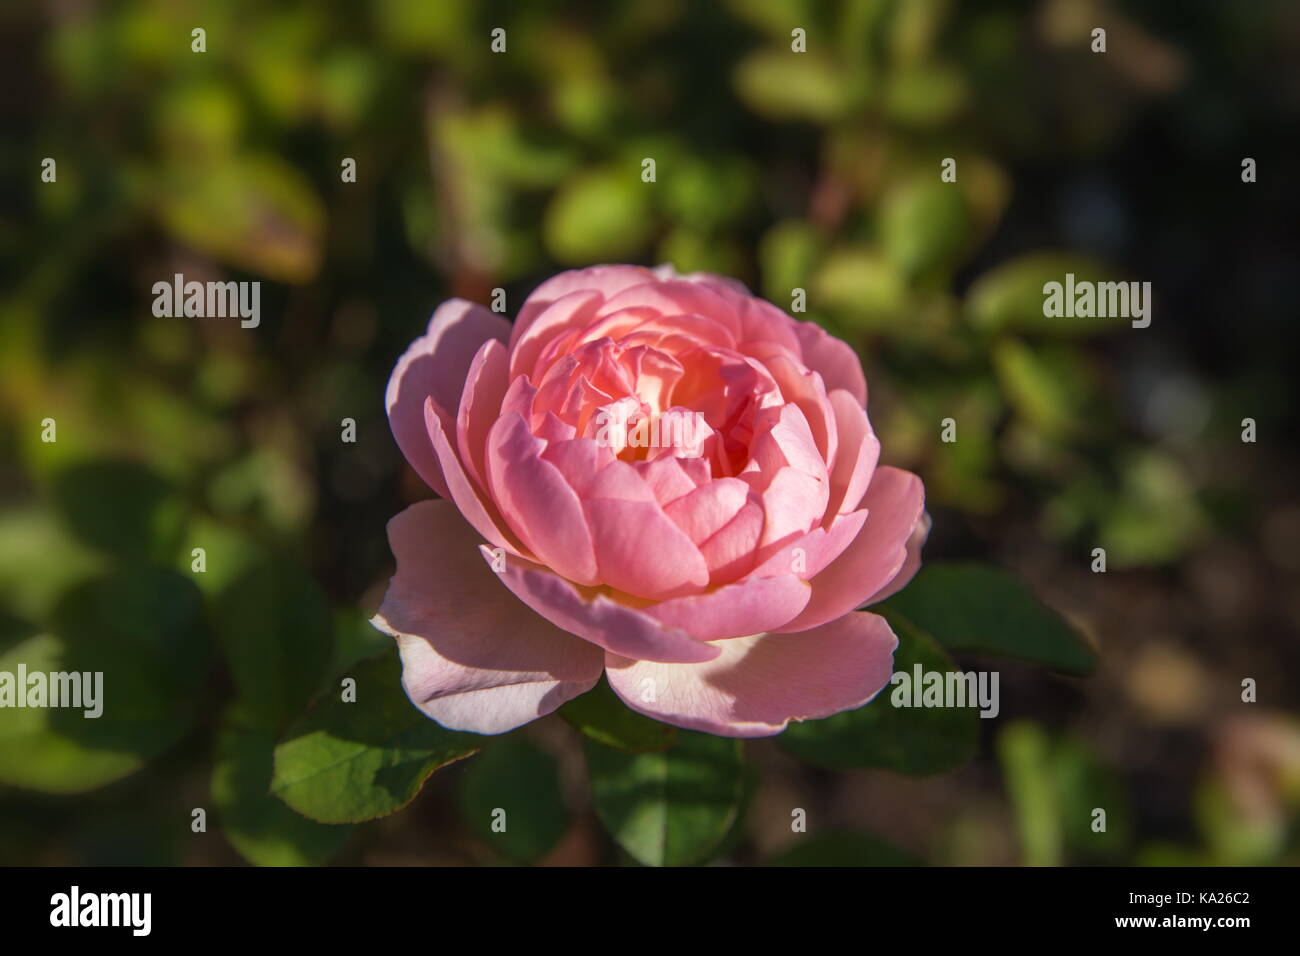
[213,716,353,867]
[559,677,677,753]
[0,508,104,622]
[214,557,334,731]
[879,178,970,279]
[997,721,1131,865]
[179,517,266,597]
[544,167,652,264]
[1052,735,1130,861]
[0,623,140,793]
[965,253,1119,335]
[270,652,480,824]
[884,62,966,126]
[0,568,211,793]
[812,245,907,327]
[48,459,186,563]
[459,737,568,864]
[998,722,1061,866]
[778,612,979,775]
[155,154,324,283]
[733,49,850,121]
[759,220,822,305]
[767,830,921,866]
[993,338,1094,439]
[881,562,1097,675]
[584,730,743,867]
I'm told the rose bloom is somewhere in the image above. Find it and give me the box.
[374,265,927,737]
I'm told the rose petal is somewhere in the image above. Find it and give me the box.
[792,318,868,406]
[485,412,600,586]
[456,338,510,492]
[825,389,880,520]
[385,300,509,497]
[372,500,603,735]
[425,398,522,555]
[487,546,721,664]
[863,511,931,604]
[776,466,925,633]
[510,265,657,350]
[604,611,898,737]
[583,461,710,599]
[641,573,811,641]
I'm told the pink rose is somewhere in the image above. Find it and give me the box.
[373,265,927,737]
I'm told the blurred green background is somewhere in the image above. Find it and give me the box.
[2,0,1299,865]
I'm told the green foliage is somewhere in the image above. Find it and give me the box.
[459,737,569,864]
[779,611,980,775]
[881,562,1097,675]
[545,167,653,264]
[213,714,354,867]
[734,49,851,121]
[0,568,211,793]
[879,178,971,280]
[965,253,1116,336]
[270,653,480,824]
[156,154,324,283]
[998,722,1131,866]
[585,731,743,866]
[215,557,334,731]
[48,460,186,564]
[559,677,677,753]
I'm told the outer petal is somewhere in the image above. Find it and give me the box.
[604,611,898,737]
[640,573,811,641]
[825,389,880,520]
[776,466,925,633]
[792,319,868,407]
[863,511,931,605]
[509,289,604,381]
[425,398,520,555]
[486,412,601,586]
[386,300,509,497]
[456,338,511,492]
[510,265,657,349]
[487,546,721,664]
[371,500,603,735]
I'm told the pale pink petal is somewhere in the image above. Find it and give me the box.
[486,546,721,664]
[776,466,925,633]
[754,347,838,464]
[663,477,752,545]
[509,289,603,381]
[372,500,603,735]
[594,280,741,333]
[636,456,709,507]
[792,319,868,406]
[540,437,614,498]
[698,496,764,583]
[751,508,869,580]
[604,611,898,737]
[456,338,510,492]
[486,412,600,586]
[386,300,509,497]
[757,466,829,555]
[583,462,710,599]
[825,389,880,520]
[510,265,657,349]
[641,574,811,641]
[736,298,804,357]
[425,398,521,556]
[863,511,931,604]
